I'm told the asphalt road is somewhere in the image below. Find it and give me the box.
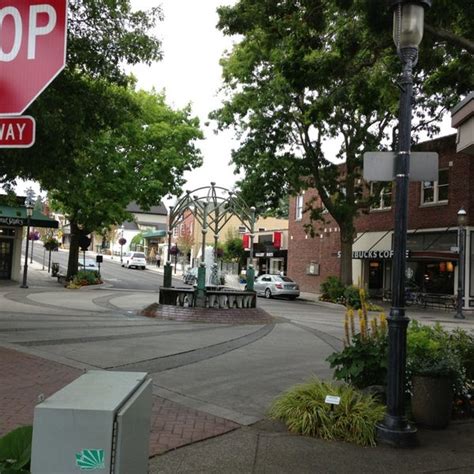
[27,248,183,291]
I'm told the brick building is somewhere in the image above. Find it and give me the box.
[288,134,474,309]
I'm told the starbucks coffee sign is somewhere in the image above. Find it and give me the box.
[337,249,410,259]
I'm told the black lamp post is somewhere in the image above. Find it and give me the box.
[376,0,431,448]
[454,208,467,319]
[21,189,35,289]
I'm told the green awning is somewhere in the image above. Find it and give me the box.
[142,230,167,239]
[0,205,58,228]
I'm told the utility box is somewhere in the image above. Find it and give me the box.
[31,371,152,474]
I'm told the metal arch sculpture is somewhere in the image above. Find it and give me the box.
[166,183,257,263]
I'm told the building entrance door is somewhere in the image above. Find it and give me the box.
[0,239,13,279]
[368,260,383,297]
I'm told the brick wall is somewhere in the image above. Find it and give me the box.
[287,188,341,292]
[288,135,473,293]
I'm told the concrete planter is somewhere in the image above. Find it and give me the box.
[411,375,453,428]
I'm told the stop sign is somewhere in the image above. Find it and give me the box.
[0,1,67,116]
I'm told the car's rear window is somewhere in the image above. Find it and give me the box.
[276,276,293,282]
[132,253,146,258]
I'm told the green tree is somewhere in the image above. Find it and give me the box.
[47,84,202,278]
[223,230,246,270]
[213,0,473,285]
[0,0,162,186]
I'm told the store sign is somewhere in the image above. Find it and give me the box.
[255,252,274,257]
[0,216,24,226]
[337,250,410,259]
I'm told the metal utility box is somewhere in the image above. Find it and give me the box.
[31,371,152,474]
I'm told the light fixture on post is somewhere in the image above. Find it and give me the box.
[376,0,431,448]
[21,188,35,289]
[454,208,467,319]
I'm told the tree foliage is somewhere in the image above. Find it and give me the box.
[46,84,202,277]
[213,0,473,285]
[0,0,163,186]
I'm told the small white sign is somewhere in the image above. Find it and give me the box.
[325,395,341,405]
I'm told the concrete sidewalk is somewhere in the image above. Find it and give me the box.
[1,264,473,473]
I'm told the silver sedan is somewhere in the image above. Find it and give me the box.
[254,274,300,300]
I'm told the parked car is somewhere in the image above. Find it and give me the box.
[122,251,146,270]
[183,267,198,285]
[78,258,99,272]
[254,274,300,300]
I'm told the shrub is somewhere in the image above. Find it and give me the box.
[269,378,385,447]
[70,270,101,287]
[327,333,388,389]
[320,276,345,303]
[448,329,474,383]
[343,286,361,309]
[0,425,33,473]
[406,321,466,399]
[407,322,463,380]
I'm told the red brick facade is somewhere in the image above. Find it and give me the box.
[288,135,473,293]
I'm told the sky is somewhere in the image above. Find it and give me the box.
[15,0,454,200]
[129,0,241,195]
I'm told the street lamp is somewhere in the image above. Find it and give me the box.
[21,189,35,289]
[376,0,431,448]
[454,208,467,319]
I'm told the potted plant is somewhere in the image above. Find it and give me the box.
[407,322,463,428]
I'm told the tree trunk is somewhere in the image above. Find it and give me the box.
[67,221,81,280]
[339,229,353,287]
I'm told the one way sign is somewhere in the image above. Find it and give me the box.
[363,151,438,182]
[0,116,35,148]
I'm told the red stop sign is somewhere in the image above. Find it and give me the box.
[0,1,67,116]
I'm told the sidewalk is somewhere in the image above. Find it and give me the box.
[1,264,473,473]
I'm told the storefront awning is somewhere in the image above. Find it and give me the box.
[142,230,167,239]
[0,205,58,228]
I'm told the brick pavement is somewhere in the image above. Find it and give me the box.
[142,303,274,324]
[0,347,239,456]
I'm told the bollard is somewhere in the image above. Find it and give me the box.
[246,265,255,292]
[163,262,172,288]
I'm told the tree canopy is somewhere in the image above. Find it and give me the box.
[0,0,163,187]
[212,0,473,284]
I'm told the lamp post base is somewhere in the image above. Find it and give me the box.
[454,312,466,320]
[376,416,417,448]
[20,284,29,289]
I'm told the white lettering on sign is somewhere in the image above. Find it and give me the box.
[0,5,57,62]
[28,5,57,60]
[0,7,22,62]
[0,122,26,141]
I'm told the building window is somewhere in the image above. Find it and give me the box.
[295,194,304,220]
[370,183,392,210]
[421,169,449,204]
[238,226,246,234]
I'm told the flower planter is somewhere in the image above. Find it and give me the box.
[411,375,453,428]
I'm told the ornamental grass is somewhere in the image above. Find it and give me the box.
[269,378,385,447]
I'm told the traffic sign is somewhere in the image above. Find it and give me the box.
[0,1,68,116]
[363,151,439,182]
[0,116,35,147]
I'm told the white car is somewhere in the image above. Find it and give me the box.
[123,251,146,270]
[78,258,99,272]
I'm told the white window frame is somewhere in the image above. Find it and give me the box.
[295,194,304,221]
[370,183,392,211]
[421,168,449,205]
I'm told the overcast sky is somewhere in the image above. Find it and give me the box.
[129,0,240,195]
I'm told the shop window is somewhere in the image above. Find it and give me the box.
[295,194,303,221]
[370,183,392,210]
[421,169,449,205]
